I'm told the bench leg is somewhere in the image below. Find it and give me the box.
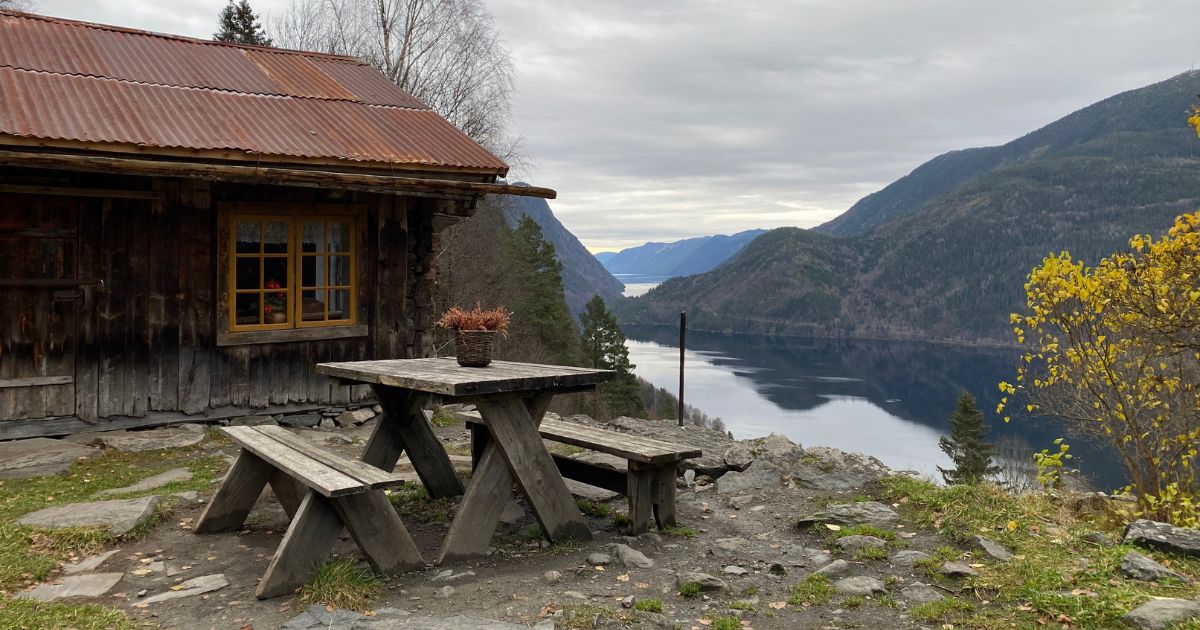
[367,386,464,499]
[256,490,343,599]
[334,491,424,575]
[651,464,678,529]
[195,451,272,534]
[626,463,653,535]
[270,470,306,520]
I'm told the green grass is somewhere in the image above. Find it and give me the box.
[633,598,663,613]
[788,574,834,606]
[880,474,1200,628]
[387,483,453,523]
[830,523,896,541]
[296,558,383,610]
[611,513,631,529]
[0,596,139,629]
[679,581,702,598]
[842,595,865,608]
[576,498,612,517]
[711,616,741,630]
[428,406,462,427]
[525,525,544,542]
[728,599,754,611]
[558,604,617,629]
[661,525,696,538]
[854,545,889,561]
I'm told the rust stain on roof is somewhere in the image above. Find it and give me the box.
[0,11,507,174]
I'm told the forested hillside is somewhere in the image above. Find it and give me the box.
[618,71,1200,343]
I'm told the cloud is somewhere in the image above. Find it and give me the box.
[28,0,1200,250]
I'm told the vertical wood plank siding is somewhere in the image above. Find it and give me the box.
[0,170,433,432]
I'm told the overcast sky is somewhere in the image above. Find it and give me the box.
[33,0,1200,250]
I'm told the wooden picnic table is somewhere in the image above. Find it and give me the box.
[316,357,615,563]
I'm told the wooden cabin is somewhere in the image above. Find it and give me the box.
[0,11,553,439]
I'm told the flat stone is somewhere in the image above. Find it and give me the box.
[586,552,611,566]
[70,428,203,452]
[1121,598,1200,630]
[1120,551,1192,583]
[899,582,944,604]
[565,478,619,502]
[140,574,228,604]
[709,537,750,559]
[889,550,933,568]
[229,415,275,427]
[430,570,475,582]
[837,535,887,550]
[177,423,207,433]
[392,615,553,629]
[1125,519,1200,557]
[95,468,192,497]
[543,570,561,584]
[677,572,726,592]
[278,413,322,428]
[63,549,120,575]
[783,546,833,568]
[796,501,898,528]
[723,444,754,472]
[970,535,1014,561]
[336,408,375,427]
[18,495,162,536]
[939,561,978,577]
[833,576,885,595]
[0,438,98,479]
[722,565,749,576]
[813,559,851,577]
[18,573,123,601]
[172,491,200,503]
[613,544,654,569]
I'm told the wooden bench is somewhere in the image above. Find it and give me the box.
[462,413,701,534]
[195,425,424,599]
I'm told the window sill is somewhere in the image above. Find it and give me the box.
[216,324,369,347]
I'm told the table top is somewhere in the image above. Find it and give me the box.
[315,357,615,397]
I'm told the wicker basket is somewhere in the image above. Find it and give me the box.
[455,330,498,367]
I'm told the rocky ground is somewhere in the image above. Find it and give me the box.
[1,408,1199,630]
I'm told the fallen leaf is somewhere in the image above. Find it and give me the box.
[635,582,650,589]
[900,532,917,539]
[594,566,605,572]
[768,601,787,610]
[968,563,985,568]
[1007,520,1019,532]
[616,574,630,583]
[131,569,151,576]
[170,585,185,591]
[824,524,842,531]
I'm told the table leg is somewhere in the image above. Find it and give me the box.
[195,451,272,533]
[477,395,591,544]
[333,491,425,575]
[366,385,463,499]
[438,393,553,563]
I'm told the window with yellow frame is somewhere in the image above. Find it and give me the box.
[229,214,356,332]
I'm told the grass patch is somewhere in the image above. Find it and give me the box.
[788,573,834,606]
[525,525,544,542]
[633,598,663,613]
[0,595,138,629]
[875,594,899,609]
[296,558,383,610]
[842,595,865,608]
[611,513,631,529]
[830,523,896,541]
[854,545,889,561]
[559,603,617,629]
[661,525,696,538]
[728,599,755,611]
[679,581,702,598]
[576,498,612,517]
[879,474,1200,628]
[387,483,453,523]
[711,616,741,630]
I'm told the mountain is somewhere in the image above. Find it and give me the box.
[619,71,1200,343]
[598,229,767,277]
[496,191,625,314]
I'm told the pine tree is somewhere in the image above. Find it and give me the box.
[503,215,579,365]
[579,295,644,417]
[937,391,1000,485]
[214,0,273,47]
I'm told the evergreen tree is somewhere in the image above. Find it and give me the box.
[579,295,644,417]
[214,0,273,47]
[503,215,579,365]
[937,391,1000,485]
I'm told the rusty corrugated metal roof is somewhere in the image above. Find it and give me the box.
[0,11,507,174]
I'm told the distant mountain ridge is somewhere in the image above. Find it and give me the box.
[497,191,625,315]
[598,229,767,277]
[619,71,1200,343]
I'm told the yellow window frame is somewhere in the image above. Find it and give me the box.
[227,213,357,333]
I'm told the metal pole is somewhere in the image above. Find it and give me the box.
[678,311,686,427]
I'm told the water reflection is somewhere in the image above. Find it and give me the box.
[626,326,1125,490]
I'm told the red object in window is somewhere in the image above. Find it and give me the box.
[265,304,274,314]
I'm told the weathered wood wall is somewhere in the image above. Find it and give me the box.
[0,168,442,438]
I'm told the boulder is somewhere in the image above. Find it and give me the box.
[899,583,944,604]
[1121,598,1200,630]
[1120,551,1192,583]
[792,446,891,491]
[722,444,754,472]
[1124,520,1200,557]
[18,573,123,601]
[813,559,851,577]
[18,495,162,536]
[833,576,885,596]
[970,535,1014,562]
[95,468,192,497]
[0,438,98,479]
[613,544,654,569]
[717,459,787,494]
[676,572,726,592]
[796,501,899,528]
[586,552,611,566]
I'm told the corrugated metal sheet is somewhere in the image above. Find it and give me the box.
[0,11,506,173]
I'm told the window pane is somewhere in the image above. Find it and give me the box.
[300,255,324,288]
[235,257,260,290]
[263,257,288,290]
[235,293,260,325]
[330,255,351,286]
[301,289,326,321]
[302,221,322,254]
[328,289,350,320]
[263,292,288,324]
[235,221,259,253]
[328,221,351,252]
[263,221,288,254]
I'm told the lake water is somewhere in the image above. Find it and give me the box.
[616,274,673,298]
[625,325,1126,490]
